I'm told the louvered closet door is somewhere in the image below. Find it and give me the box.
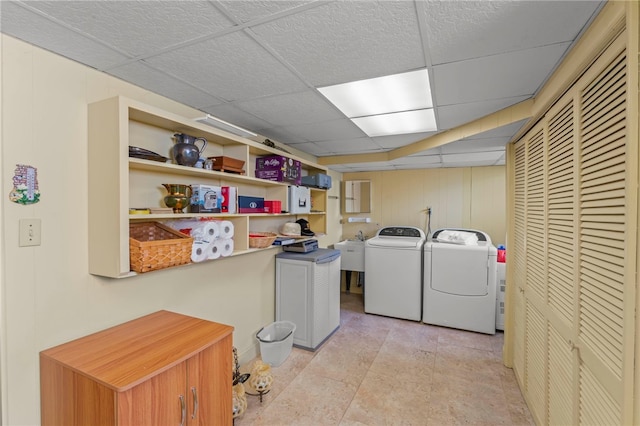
[508,32,635,425]
[546,98,577,426]
[576,44,632,425]
[524,125,548,425]
[512,140,527,381]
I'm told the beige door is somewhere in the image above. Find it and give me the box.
[508,32,636,425]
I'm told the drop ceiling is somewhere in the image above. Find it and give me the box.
[0,0,604,172]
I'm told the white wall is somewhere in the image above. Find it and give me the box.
[0,35,342,425]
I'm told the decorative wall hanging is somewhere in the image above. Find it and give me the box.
[9,164,40,205]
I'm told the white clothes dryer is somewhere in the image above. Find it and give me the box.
[364,226,426,321]
[423,228,497,334]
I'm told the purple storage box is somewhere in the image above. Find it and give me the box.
[255,156,302,185]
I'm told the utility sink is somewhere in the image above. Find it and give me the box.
[335,240,365,272]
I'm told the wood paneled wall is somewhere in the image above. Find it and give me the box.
[341,166,506,245]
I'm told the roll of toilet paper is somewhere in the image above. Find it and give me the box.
[218,220,234,239]
[208,240,222,260]
[165,220,220,243]
[191,240,212,263]
[220,238,234,257]
[192,221,219,242]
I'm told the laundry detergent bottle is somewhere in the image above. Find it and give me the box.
[497,245,506,263]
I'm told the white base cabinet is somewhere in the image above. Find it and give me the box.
[275,249,341,350]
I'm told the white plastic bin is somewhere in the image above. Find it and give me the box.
[256,321,296,367]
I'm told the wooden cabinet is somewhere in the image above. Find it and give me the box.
[88,96,328,278]
[40,311,234,426]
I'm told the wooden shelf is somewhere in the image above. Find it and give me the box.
[129,158,289,187]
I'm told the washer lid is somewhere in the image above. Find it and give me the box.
[431,228,492,245]
[367,236,424,249]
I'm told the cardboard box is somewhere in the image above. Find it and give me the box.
[288,186,310,214]
[264,200,282,214]
[221,186,237,214]
[190,185,221,213]
[255,155,301,185]
[238,196,265,213]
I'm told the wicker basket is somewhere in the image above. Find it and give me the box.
[129,222,193,273]
[249,232,278,248]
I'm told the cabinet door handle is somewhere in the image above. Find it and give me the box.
[191,386,199,419]
[179,394,186,426]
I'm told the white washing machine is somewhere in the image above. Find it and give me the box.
[364,226,426,321]
[423,228,497,334]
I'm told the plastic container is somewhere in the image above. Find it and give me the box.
[497,245,506,263]
[256,321,296,367]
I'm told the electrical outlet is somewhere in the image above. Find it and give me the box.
[19,218,41,247]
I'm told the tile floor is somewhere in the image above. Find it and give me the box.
[236,292,534,425]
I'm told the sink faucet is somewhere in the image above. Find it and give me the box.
[355,230,365,241]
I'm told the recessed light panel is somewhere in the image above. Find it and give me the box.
[352,109,437,137]
[318,69,436,137]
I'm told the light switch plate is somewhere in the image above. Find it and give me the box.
[19,218,41,247]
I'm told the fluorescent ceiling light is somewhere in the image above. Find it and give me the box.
[195,114,257,138]
[351,109,437,137]
[318,69,436,137]
[318,69,432,117]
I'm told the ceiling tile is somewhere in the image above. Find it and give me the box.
[313,137,383,154]
[433,43,570,105]
[233,90,344,126]
[290,142,335,156]
[202,103,273,132]
[374,131,437,149]
[145,31,308,101]
[440,139,510,154]
[109,62,223,109]
[462,120,529,140]
[394,162,442,170]
[216,1,315,24]
[409,147,442,157]
[282,118,366,143]
[423,1,602,64]
[21,1,234,59]
[446,160,504,168]
[436,96,529,130]
[442,151,504,164]
[254,126,309,146]
[251,1,425,86]
[345,163,397,172]
[0,1,129,69]
[327,164,354,173]
[391,154,442,166]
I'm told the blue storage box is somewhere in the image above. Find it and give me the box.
[301,173,332,189]
[238,196,264,213]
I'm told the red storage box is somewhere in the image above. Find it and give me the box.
[264,200,282,214]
